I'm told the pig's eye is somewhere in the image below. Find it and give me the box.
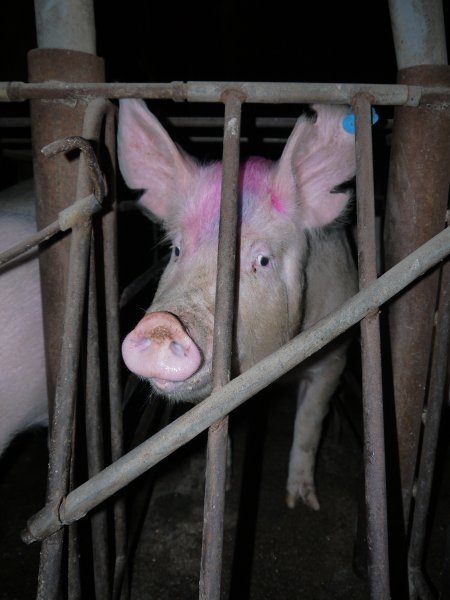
[257,254,270,267]
[173,246,181,258]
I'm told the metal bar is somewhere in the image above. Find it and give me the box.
[199,92,243,600]
[85,237,111,600]
[22,225,450,545]
[0,220,60,266]
[408,259,450,599]
[388,0,447,69]
[36,222,92,600]
[383,64,450,535]
[0,193,101,269]
[2,80,450,106]
[353,94,390,599]
[27,47,105,417]
[76,96,128,599]
[33,0,96,55]
[101,107,128,600]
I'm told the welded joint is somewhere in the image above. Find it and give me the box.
[171,81,188,102]
[21,498,64,545]
[220,88,247,106]
[58,193,102,231]
[351,91,377,107]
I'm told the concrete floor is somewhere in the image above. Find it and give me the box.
[0,375,448,599]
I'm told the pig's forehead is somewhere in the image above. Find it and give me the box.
[181,157,274,242]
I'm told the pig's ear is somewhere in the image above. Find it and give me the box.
[117,98,196,222]
[272,104,356,229]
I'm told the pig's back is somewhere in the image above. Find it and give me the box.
[0,180,48,456]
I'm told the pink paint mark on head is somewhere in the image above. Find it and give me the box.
[270,191,287,214]
[240,157,272,196]
[182,162,222,243]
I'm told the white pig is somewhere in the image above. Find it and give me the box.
[0,180,48,457]
[121,99,358,509]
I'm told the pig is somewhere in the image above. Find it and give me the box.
[118,98,358,510]
[0,179,48,458]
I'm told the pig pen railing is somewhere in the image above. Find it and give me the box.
[1,80,450,600]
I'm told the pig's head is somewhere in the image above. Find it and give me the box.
[118,99,355,402]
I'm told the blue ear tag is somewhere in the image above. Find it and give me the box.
[343,108,379,134]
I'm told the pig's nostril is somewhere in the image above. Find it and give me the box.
[170,340,186,358]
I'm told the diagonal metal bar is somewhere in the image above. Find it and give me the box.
[22,224,450,546]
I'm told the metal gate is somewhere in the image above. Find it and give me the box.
[0,2,449,599]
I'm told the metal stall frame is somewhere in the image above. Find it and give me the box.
[1,79,450,600]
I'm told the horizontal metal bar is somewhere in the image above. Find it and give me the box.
[22,225,450,545]
[1,80,449,106]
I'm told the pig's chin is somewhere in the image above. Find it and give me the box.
[147,368,213,404]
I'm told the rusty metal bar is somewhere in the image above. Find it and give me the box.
[101,107,128,600]
[36,221,92,600]
[0,193,100,269]
[408,259,450,599]
[2,80,450,106]
[383,65,450,534]
[199,92,243,600]
[0,221,60,266]
[22,225,450,545]
[76,97,128,599]
[353,94,390,599]
[85,238,111,600]
[28,47,105,418]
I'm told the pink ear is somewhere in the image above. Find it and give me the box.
[117,99,196,222]
[272,104,356,229]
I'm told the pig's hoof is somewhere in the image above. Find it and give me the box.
[286,486,320,511]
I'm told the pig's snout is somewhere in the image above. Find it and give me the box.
[122,312,202,384]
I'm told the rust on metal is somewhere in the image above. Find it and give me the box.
[2,79,450,106]
[200,91,243,600]
[383,65,450,530]
[28,47,105,415]
[353,94,390,599]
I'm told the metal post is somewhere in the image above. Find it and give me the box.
[353,94,390,599]
[28,1,105,416]
[408,260,450,599]
[385,0,450,537]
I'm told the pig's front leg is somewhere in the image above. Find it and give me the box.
[286,350,347,510]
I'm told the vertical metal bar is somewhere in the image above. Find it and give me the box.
[77,98,128,599]
[101,108,129,600]
[86,236,111,600]
[199,91,243,600]
[353,94,391,600]
[36,221,92,600]
[33,0,97,55]
[388,0,448,69]
[408,261,450,599]
[68,412,82,600]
